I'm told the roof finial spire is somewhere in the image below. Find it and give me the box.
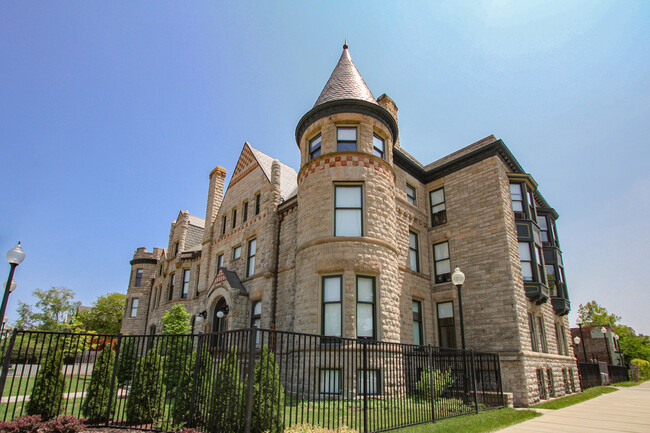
[343,38,348,50]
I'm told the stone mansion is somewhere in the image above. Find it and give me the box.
[123,44,578,406]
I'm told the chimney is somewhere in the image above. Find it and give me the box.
[204,166,227,241]
[377,94,400,148]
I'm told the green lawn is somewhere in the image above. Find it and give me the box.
[612,380,646,388]
[2,375,91,397]
[391,408,541,433]
[531,386,617,410]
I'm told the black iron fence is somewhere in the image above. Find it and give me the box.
[577,362,630,389]
[607,365,629,383]
[0,328,504,432]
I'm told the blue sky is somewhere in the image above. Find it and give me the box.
[1,1,648,333]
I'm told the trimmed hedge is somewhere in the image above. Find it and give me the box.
[26,349,65,419]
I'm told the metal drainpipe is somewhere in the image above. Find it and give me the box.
[270,212,282,330]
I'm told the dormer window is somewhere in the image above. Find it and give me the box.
[309,134,322,160]
[373,135,385,159]
[337,127,357,152]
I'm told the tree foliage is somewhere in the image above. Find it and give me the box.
[160,305,193,391]
[160,305,191,335]
[77,292,126,334]
[26,349,65,419]
[116,337,140,386]
[577,301,621,326]
[415,367,455,400]
[17,287,80,331]
[82,344,116,422]
[614,325,650,363]
[126,348,166,425]
[206,346,245,433]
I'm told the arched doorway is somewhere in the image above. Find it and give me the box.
[211,298,228,348]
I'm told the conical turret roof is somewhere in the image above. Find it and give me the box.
[314,44,377,107]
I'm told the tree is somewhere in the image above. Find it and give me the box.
[126,348,166,425]
[77,293,126,334]
[26,349,65,419]
[577,301,621,326]
[17,287,80,331]
[614,325,650,363]
[206,346,245,433]
[82,344,116,422]
[116,337,140,387]
[252,345,285,433]
[160,304,191,335]
[160,305,192,391]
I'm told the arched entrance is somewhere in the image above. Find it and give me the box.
[212,298,228,333]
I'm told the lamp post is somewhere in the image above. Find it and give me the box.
[601,326,612,365]
[575,316,587,362]
[614,334,622,365]
[2,243,25,331]
[451,266,466,350]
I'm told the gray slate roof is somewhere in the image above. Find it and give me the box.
[314,46,377,107]
[248,145,298,200]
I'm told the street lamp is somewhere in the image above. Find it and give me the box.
[2,243,25,331]
[451,266,466,350]
[614,334,622,365]
[601,326,612,365]
[575,316,587,362]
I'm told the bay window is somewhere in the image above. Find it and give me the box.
[335,185,363,237]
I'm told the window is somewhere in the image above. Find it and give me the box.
[322,276,342,337]
[519,242,534,282]
[337,127,357,152]
[309,134,322,160]
[216,254,224,272]
[555,323,566,356]
[320,369,341,395]
[255,193,261,215]
[251,301,262,328]
[243,201,249,222]
[528,312,538,351]
[569,368,576,393]
[150,288,156,311]
[356,276,376,339]
[433,242,451,284]
[537,316,548,353]
[535,245,545,284]
[547,368,555,397]
[232,209,237,228]
[406,184,416,206]
[562,369,569,394]
[182,269,190,299]
[221,216,227,235]
[373,135,385,158]
[537,369,547,400]
[537,215,549,242]
[134,269,143,287]
[195,266,200,296]
[358,369,380,396]
[510,183,524,212]
[168,273,175,301]
[437,301,456,348]
[159,265,162,276]
[335,185,362,237]
[409,231,420,272]
[174,241,180,257]
[233,245,241,260]
[527,190,536,217]
[429,188,447,227]
[413,300,423,345]
[130,298,139,317]
[546,265,557,296]
[246,238,256,277]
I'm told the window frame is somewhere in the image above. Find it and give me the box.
[356,275,376,340]
[134,269,143,287]
[321,275,343,338]
[255,193,261,215]
[537,316,548,353]
[168,273,175,301]
[406,184,417,206]
[519,242,535,282]
[429,187,447,227]
[437,301,456,348]
[232,209,237,228]
[320,368,342,395]
[251,300,262,328]
[334,184,363,237]
[409,230,420,273]
[528,312,538,351]
[233,245,242,260]
[433,241,451,284]
[309,134,322,160]
[221,216,227,235]
[373,134,385,159]
[246,238,257,277]
[357,369,381,396]
[181,269,190,299]
[173,241,180,257]
[337,126,357,152]
[243,201,249,223]
[130,298,139,318]
[412,300,423,345]
[216,254,224,272]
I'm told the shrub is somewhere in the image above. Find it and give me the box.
[206,346,245,433]
[125,348,166,424]
[41,416,85,433]
[251,345,285,433]
[26,349,65,419]
[116,337,140,387]
[194,346,216,427]
[0,414,43,433]
[415,367,454,400]
[82,344,115,422]
[160,306,193,392]
[283,425,358,433]
[631,359,650,381]
[170,349,196,427]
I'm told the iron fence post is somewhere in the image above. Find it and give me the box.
[362,339,368,433]
[188,332,204,427]
[105,333,123,426]
[0,328,18,405]
[427,345,436,423]
[244,327,258,433]
[496,352,504,407]
[470,350,479,413]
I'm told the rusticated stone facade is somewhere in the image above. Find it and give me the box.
[123,44,578,406]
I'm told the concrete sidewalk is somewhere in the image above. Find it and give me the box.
[499,381,650,433]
